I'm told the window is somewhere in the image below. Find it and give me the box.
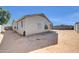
[44,24,48,29]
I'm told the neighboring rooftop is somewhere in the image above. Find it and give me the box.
[76,22,79,24]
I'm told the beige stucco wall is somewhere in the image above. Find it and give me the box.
[17,20,24,35]
[12,22,17,31]
[13,15,52,35]
[74,23,79,32]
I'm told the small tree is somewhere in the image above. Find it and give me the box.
[0,8,10,25]
[0,8,11,32]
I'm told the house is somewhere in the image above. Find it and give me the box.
[4,26,12,30]
[12,14,53,36]
[74,22,79,32]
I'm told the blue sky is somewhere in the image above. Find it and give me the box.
[2,6,79,26]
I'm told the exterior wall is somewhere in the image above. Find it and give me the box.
[24,16,52,35]
[13,15,52,36]
[75,23,79,32]
[0,25,2,32]
[74,24,76,31]
[0,25,5,33]
[12,22,17,32]
[17,20,24,35]
[76,24,79,32]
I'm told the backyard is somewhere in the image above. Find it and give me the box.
[31,30,79,53]
[0,30,79,53]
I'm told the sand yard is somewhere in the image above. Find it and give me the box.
[30,30,79,53]
[0,30,58,53]
[0,30,79,53]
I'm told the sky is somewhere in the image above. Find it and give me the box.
[1,6,79,26]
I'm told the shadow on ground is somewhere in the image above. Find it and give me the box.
[0,30,58,53]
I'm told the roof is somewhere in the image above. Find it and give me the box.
[75,22,79,24]
[16,13,52,24]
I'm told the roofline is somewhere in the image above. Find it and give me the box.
[16,13,53,24]
[75,22,79,24]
